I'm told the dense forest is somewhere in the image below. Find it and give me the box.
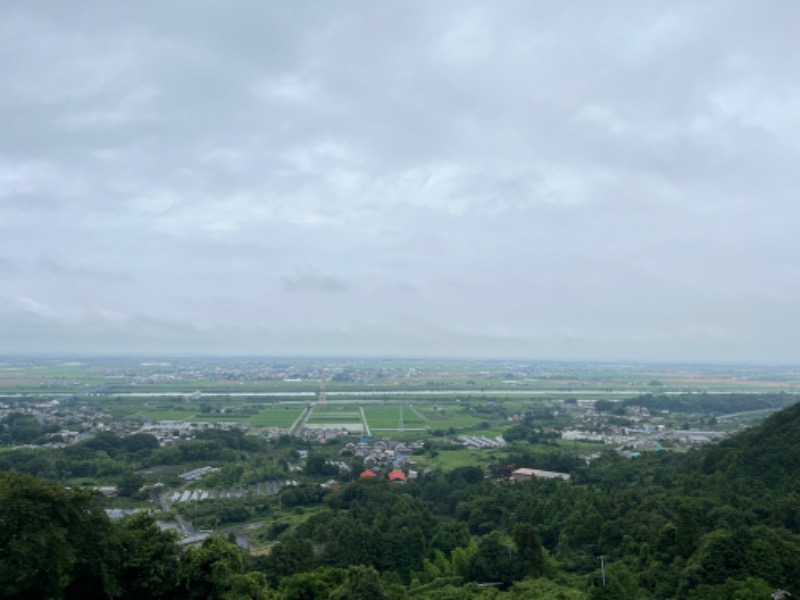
[3,402,800,599]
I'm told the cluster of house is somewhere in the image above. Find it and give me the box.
[326,460,351,473]
[0,398,140,449]
[343,438,424,470]
[561,424,727,452]
[294,425,351,443]
[561,429,607,442]
[557,399,734,451]
[139,420,247,445]
[630,429,726,450]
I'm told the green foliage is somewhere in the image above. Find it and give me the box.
[467,532,521,585]
[281,483,327,508]
[319,516,382,569]
[430,519,470,555]
[623,392,797,415]
[329,565,388,600]
[305,455,339,477]
[588,563,645,600]
[688,577,774,599]
[176,495,271,528]
[279,567,347,599]
[117,512,181,599]
[594,400,615,413]
[701,400,800,492]
[512,523,546,578]
[0,471,120,599]
[117,471,145,497]
[122,432,160,453]
[507,577,587,598]
[178,536,264,600]
[0,412,55,445]
[260,538,315,585]
[3,398,800,599]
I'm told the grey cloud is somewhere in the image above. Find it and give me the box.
[34,257,130,282]
[1,1,798,361]
[2,302,796,363]
[282,267,349,294]
[0,257,17,276]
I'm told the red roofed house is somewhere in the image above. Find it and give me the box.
[388,469,406,483]
[360,470,377,478]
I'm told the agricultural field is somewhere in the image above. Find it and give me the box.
[294,401,509,438]
[190,414,252,423]
[414,448,506,471]
[363,404,428,430]
[415,404,487,429]
[87,393,514,439]
[249,408,304,428]
[2,356,800,398]
[134,411,194,422]
[305,404,363,430]
[306,405,361,420]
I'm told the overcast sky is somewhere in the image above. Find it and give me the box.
[1,1,799,362]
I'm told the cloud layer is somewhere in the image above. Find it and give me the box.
[2,1,799,362]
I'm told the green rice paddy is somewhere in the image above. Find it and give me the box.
[249,409,303,428]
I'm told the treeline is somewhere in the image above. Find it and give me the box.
[0,470,585,599]
[0,411,62,445]
[0,428,284,488]
[620,392,798,414]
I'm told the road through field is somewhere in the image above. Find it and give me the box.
[408,405,429,422]
[359,406,371,436]
[289,405,312,434]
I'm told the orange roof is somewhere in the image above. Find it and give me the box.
[360,470,377,478]
[388,470,406,481]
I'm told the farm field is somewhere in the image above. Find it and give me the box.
[249,408,303,428]
[98,396,507,438]
[364,404,428,429]
[135,411,194,421]
[190,415,251,423]
[87,394,526,439]
[415,448,504,471]
[306,405,361,420]
[415,405,486,429]
[4,355,800,396]
[305,404,363,431]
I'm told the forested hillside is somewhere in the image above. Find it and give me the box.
[2,403,800,599]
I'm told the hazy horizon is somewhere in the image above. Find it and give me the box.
[2,353,798,371]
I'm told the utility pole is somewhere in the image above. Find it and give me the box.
[598,555,606,587]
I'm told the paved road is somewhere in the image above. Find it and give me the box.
[289,404,313,434]
[176,513,198,537]
[359,406,371,436]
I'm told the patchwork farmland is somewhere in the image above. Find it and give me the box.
[81,385,539,441]
[303,404,364,432]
